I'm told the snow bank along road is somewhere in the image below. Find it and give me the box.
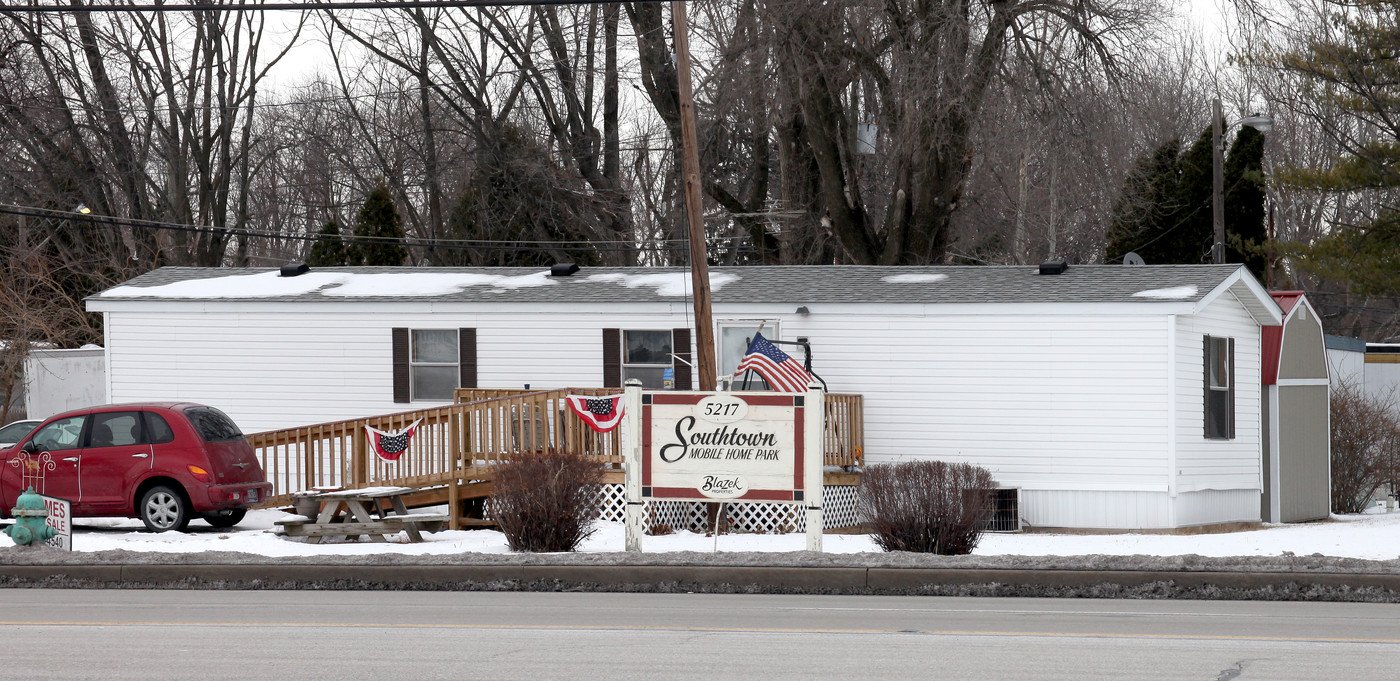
[3,511,1400,600]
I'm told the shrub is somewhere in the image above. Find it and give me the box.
[858,460,995,555]
[1331,381,1400,514]
[491,450,605,552]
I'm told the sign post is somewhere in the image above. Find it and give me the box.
[624,379,645,552]
[623,381,824,552]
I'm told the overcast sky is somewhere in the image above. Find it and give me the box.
[260,2,1242,95]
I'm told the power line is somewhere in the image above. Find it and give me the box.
[0,203,740,254]
[0,1,666,13]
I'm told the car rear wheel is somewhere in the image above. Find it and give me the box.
[139,486,190,532]
[204,508,247,529]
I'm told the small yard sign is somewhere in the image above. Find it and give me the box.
[39,494,72,551]
[622,381,824,552]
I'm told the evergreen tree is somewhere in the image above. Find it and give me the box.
[437,125,604,267]
[1269,1,1400,295]
[352,185,407,266]
[306,220,348,267]
[1107,121,1268,271]
[1168,124,1217,265]
[1223,125,1268,280]
[1105,139,1181,264]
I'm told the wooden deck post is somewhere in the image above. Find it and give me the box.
[448,476,461,531]
[351,421,367,487]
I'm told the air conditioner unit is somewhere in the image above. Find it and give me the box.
[985,487,1022,532]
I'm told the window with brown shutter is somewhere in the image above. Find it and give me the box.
[395,328,464,402]
[620,330,672,388]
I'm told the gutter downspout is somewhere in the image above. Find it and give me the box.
[103,311,113,404]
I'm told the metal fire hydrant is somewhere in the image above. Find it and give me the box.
[4,488,56,546]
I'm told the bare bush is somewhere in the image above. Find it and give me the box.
[491,450,605,552]
[858,460,996,555]
[1331,381,1400,514]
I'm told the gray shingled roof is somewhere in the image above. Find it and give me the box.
[89,264,1257,306]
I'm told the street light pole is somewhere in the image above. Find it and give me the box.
[1212,99,1275,268]
[1212,97,1225,264]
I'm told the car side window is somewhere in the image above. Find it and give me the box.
[30,416,88,451]
[141,412,175,445]
[88,412,142,448]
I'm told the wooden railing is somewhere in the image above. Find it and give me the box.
[248,388,863,508]
[824,392,864,469]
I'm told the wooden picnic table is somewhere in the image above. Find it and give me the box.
[275,486,447,544]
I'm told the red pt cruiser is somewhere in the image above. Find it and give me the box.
[1,402,272,532]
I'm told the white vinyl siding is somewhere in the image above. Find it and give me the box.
[105,306,693,432]
[1174,291,1263,502]
[796,313,1172,493]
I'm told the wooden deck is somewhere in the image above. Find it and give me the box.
[246,388,863,529]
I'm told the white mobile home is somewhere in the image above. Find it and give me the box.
[88,263,1282,530]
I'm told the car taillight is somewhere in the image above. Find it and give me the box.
[187,464,212,482]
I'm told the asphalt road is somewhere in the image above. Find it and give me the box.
[1,591,1397,680]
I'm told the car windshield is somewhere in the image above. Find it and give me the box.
[182,406,245,442]
[0,420,38,444]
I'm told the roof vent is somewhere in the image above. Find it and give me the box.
[280,262,310,277]
[550,262,580,277]
[1039,260,1069,276]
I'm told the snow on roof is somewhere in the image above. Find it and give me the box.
[583,271,739,296]
[1132,285,1198,299]
[882,273,948,284]
[88,264,1263,308]
[100,270,562,299]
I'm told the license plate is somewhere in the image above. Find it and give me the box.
[247,488,258,503]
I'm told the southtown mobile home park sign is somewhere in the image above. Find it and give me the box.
[621,381,825,551]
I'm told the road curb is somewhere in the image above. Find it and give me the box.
[2,564,1399,599]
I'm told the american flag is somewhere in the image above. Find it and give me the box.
[735,332,813,393]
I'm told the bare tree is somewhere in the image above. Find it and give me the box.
[1330,381,1400,514]
[758,0,1166,264]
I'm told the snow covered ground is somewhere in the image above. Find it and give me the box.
[7,507,1400,563]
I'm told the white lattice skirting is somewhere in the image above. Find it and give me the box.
[594,483,861,533]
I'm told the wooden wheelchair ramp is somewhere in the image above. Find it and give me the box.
[247,388,863,530]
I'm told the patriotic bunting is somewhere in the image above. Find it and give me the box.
[566,394,625,433]
[365,419,422,462]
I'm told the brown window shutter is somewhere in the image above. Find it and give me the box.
[672,328,692,390]
[459,328,477,389]
[392,328,410,403]
[1228,337,1236,439]
[1202,336,1210,438]
[603,328,621,387]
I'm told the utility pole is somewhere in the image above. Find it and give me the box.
[673,1,717,391]
[1212,97,1225,264]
